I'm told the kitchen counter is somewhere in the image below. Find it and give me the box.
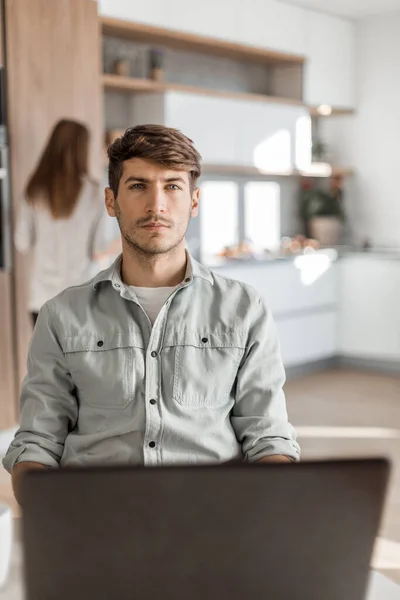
[204,248,400,371]
[206,247,400,270]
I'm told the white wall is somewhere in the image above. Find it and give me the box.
[322,13,400,248]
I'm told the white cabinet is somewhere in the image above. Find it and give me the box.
[277,311,337,367]
[99,0,240,42]
[98,0,168,28]
[216,256,339,368]
[238,0,307,55]
[164,92,309,168]
[235,101,309,170]
[164,93,238,165]
[99,0,305,51]
[304,12,355,108]
[217,256,338,317]
[338,256,400,360]
[162,0,240,42]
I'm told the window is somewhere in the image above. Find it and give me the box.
[200,181,239,265]
[244,182,280,252]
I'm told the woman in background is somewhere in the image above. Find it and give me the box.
[15,119,107,326]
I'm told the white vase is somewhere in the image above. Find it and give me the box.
[308,216,342,246]
[0,504,13,589]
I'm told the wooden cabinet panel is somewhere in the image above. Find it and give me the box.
[0,0,3,67]
[5,0,102,388]
[0,271,16,428]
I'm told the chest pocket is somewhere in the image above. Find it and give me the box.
[64,333,145,409]
[169,330,246,408]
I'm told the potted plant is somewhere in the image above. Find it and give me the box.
[311,138,327,162]
[299,175,345,246]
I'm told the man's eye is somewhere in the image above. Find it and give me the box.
[168,184,180,190]
[129,183,144,190]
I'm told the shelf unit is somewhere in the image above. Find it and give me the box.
[101,16,355,176]
[102,74,354,116]
[100,17,355,117]
[102,74,305,107]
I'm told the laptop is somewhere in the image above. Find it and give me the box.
[21,459,389,600]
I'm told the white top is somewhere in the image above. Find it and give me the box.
[15,177,107,312]
[129,285,178,324]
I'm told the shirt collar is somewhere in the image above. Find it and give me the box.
[92,252,213,290]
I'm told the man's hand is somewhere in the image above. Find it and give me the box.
[258,455,292,464]
[12,461,48,506]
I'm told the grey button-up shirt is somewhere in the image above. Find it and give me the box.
[3,254,300,472]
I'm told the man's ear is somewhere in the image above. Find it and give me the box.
[191,187,200,218]
[105,187,116,217]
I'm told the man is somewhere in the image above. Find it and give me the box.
[4,125,300,503]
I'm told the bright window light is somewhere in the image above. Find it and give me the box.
[253,130,292,173]
[294,249,337,286]
[295,115,312,171]
[200,181,239,264]
[244,182,280,251]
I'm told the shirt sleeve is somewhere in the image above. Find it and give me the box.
[14,198,36,253]
[2,303,78,472]
[231,294,300,463]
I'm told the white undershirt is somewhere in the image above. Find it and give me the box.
[129,285,179,324]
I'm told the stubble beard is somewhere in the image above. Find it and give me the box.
[114,201,192,259]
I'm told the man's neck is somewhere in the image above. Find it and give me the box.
[120,244,188,288]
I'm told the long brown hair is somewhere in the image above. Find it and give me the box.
[26,119,90,219]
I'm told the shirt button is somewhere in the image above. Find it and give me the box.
[201,337,208,344]
[97,341,104,347]
[149,441,156,448]
[151,351,157,358]
[185,278,190,283]
[114,283,120,288]
[150,399,156,405]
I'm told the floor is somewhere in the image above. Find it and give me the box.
[1,368,400,590]
[285,368,400,585]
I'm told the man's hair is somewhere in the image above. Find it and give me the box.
[107,124,202,196]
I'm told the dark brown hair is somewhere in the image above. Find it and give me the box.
[26,119,89,219]
[107,124,202,196]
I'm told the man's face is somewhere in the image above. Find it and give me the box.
[105,158,199,256]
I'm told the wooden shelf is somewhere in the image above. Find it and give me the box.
[102,75,354,117]
[201,164,354,178]
[102,74,163,93]
[100,16,305,67]
[102,74,304,108]
[309,106,355,117]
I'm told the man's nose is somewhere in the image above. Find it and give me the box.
[146,186,165,213]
